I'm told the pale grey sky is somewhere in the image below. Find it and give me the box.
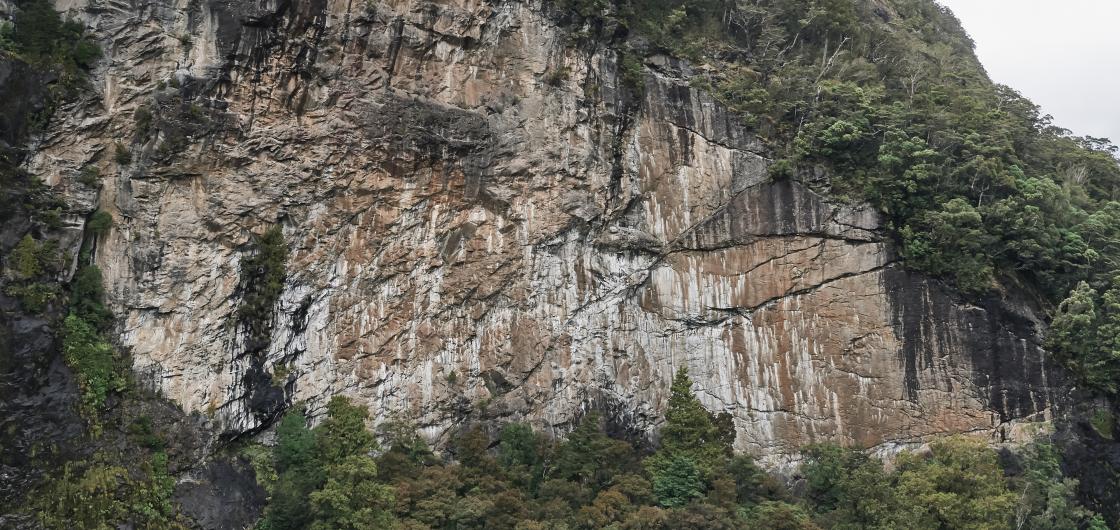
[937,0,1120,145]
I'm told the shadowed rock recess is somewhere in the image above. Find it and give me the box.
[27,0,1055,468]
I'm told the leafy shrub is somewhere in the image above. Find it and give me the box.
[1089,408,1115,440]
[71,265,114,329]
[543,66,570,87]
[88,209,113,236]
[893,438,1016,529]
[1048,279,1120,394]
[237,226,287,350]
[5,281,58,312]
[114,142,131,164]
[61,314,125,414]
[134,106,153,137]
[617,48,644,97]
[9,234,46,279]
[77,166,100,186]
[6,0,100,72]
[32,452,183,529]
[4,235,63,312]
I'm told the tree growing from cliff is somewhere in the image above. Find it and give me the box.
[1047,280,1120,395]
[238,226,288,352]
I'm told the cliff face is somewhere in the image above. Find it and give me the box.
[33,0,1053,464]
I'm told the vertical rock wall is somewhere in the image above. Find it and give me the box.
[30,0,1055,464]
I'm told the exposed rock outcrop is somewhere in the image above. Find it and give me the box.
[26,0,1056,468]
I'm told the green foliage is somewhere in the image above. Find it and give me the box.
[114,142,131,164]
[88,209,113,236]
[9,234,46,279]
[242,443,280,493]
[499,423,540,469]
[552,413,638,488]
[31,452,184,529]
[1047,279,1120,394]
[62,313,125,414]
[802,444,898,529]
[645,368,733,502]
[1009,441,1100,530]
[250,374,1104,529]
[7,233,54,279]
[650,454,703,508]
[617,48,644,97]
[127,415,166,450]
[315,396,376,466]
[261,397,392,530]
[1089,409,1115,440]
[78,165,101,186]
[5,0,100,73]
[238,226,288,349]
[893,438,1016,530]
[3,233,62,312]
[901,198,995,293]
[39,206,62,229]
[5,281,59,312]
[307,455,394,530]
[34,459,130,530]
[800,438,1104,530]
[744,501,821,530]
[72,265,114,329]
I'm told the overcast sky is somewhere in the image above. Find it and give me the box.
[936,0,1120,145]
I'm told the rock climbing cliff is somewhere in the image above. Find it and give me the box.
[25,0,1055,467]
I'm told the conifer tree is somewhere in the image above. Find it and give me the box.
[646,367,733,507]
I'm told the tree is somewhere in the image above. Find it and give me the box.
[499,423,540,469]
[645,367,732,507]
[650,454,704,508]
[315,396,376,467]
[894,438,1016,530]
[72,265,114,329]
[651,368,731,475]
[263,398,394,530]
[553,413,638,489]
[743,501,821,530]
[266,409,323,530]
[901,198,995,293]
[1091,277,1120,392]
[454,425,496,471]
[801,444,898,530]
[1010,441,1101,530]
[1047,282,1110,392]
[62,314,124,413]
[308,455,395,530]
[376,416,436,481]
[275,409,316,473]
[9,234,42,279]
[88,210,113,235]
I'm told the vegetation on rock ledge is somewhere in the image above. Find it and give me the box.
[239,226,289,351]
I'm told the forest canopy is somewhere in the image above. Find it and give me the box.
[244,370,1104,530]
